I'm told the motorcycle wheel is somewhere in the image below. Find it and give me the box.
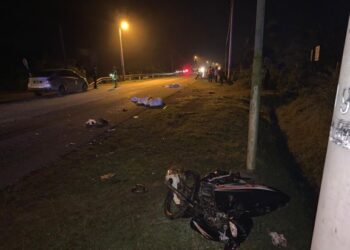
[164,170,200,219]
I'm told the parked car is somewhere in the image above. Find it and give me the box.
[28,69,89,96]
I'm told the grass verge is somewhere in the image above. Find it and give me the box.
[1,80,314,250]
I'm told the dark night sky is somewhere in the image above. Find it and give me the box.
[1,0,350,80]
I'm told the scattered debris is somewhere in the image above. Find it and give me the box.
[122,108,128,112]
[85,118,109,128]
[131,184,148,193]
[130,96,164,108]
[130,96,139,103]
[163,105,168,110]
[268,231,288,248]
[100,172,116,181]
[107,128,116,132]
[97,118,109,127]
[86,119,97,126]
[66,142,76,147]
[164,83,181,88]
[133,115,139,119]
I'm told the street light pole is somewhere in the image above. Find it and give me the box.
[118,26,126,81]
[227,0,234,81]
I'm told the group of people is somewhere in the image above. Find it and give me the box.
[207,66,226,84]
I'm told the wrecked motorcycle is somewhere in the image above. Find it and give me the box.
[164,169,290,250]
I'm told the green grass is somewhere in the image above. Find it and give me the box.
[0,80,314,250]
[276,81,337,188]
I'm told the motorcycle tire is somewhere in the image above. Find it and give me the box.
[164,190,189,219]
[164,170,200,219]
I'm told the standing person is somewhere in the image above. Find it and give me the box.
[219,68,225,84]
[93,65,98,89]
[207,66,213,82]
[195,69,201,79]
[112,67,118,88]
[214,67,219,83]
[211,67,215,83]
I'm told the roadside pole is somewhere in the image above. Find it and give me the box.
[59,24,67,67]
[246,0,265,171]
[119,27,126,81]
[311,16,350,250]
[227,0,234,81]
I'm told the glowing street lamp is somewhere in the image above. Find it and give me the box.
[118,20,129,81]
[121,21,129,31]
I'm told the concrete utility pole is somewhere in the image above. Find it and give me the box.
[246,0,266,171]
[227,0,234,81]
[311,16,350,250]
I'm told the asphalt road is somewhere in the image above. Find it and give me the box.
[0,76,194,188]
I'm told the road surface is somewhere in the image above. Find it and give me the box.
[0,76,194,187]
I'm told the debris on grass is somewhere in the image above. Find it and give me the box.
[130,96,138,103]
[100,172,116,181]
[133,115,139,119]
[268,231,288,248]
[149,97,164,107]
[163,105,168,110]
[131,96,164,108]
[86,119,96,126]
[86,118,109,128]
[97,118,109,127]
[131,184,148,193]
[164,83,181,88]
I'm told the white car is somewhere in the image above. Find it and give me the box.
[28,69,88,96]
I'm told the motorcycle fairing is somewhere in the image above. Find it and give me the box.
[215,183,274,192]
[214,186,290,217]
